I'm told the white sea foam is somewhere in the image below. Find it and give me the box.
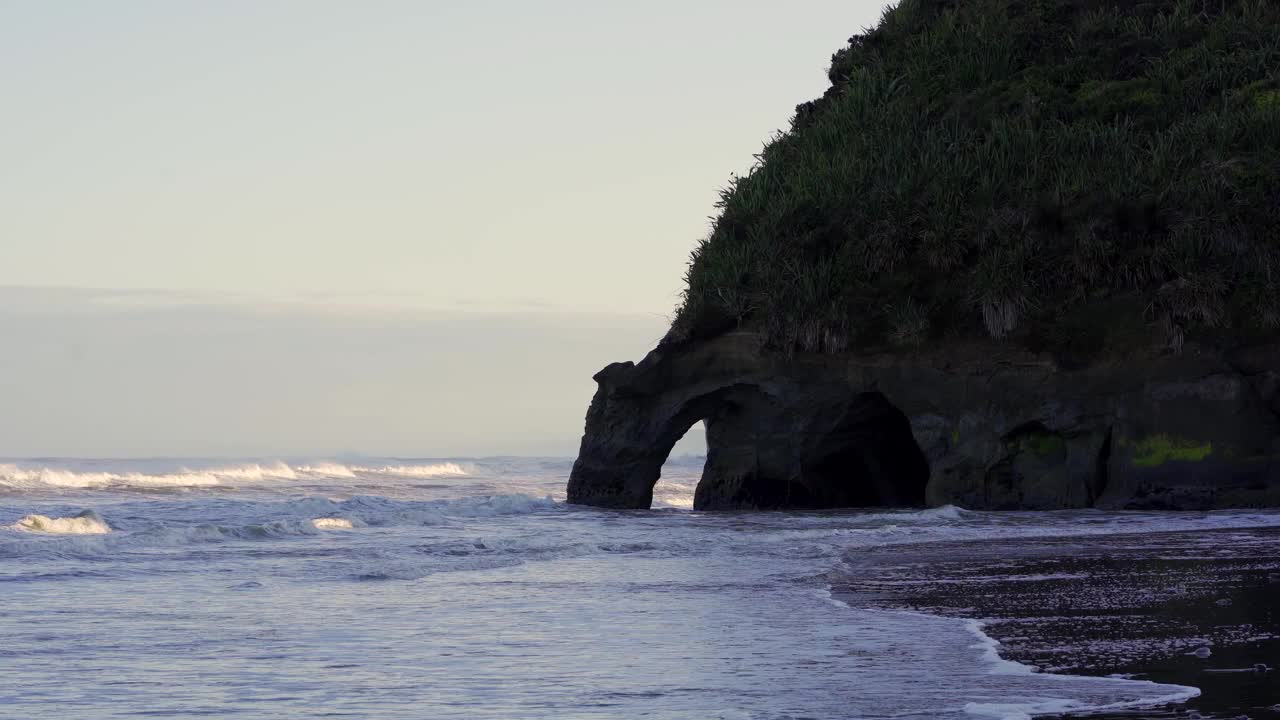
[961,619,1200,719]
[294,462,358,478]
[854,503,973,523]
[965,619,1043,676]
[0,459,469,492]
[312,517,355,530]
[207,462,298,481]
[0,461,297,490]
[305,493,559,529]
[0,493,562,562]
[354,463,470,478]
[964,699,1085,720]
[10,510,111,534]
[296,462,470,479]
[964,687,1203,720]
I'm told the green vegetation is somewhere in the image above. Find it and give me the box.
[1020,431,1066,458]
[1127,434,1214,467]
[669,0,1280,354]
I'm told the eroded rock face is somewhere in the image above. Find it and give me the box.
[695,388,927,510]
[566,333,1280,511]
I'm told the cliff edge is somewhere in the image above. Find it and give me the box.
[569,0,1280,510]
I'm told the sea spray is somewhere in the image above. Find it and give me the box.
[11,510,111,534]
[312,517,356,530]
[0,460,469,492]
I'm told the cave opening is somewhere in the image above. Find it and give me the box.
[799,392,930,508]
[644,387,929,511]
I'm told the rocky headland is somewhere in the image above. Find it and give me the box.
[569,0,1280,511]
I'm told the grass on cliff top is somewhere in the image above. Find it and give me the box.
[669,0,1280,356]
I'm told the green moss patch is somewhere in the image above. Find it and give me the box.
[1128,434,1214,467]
[1074,79,1165,119]
[1020,432,1067,457]
[1255,89,1280,112]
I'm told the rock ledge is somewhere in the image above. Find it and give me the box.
[567,334,1280,511]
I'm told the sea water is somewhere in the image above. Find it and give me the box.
[2,456,1277,719]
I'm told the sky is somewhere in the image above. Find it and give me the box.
[0,1,890,457]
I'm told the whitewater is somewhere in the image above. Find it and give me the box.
[3,456,1278,719]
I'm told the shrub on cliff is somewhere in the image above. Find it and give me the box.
[669,0,1280,356]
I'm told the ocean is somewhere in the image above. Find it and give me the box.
[2,456,1278,719]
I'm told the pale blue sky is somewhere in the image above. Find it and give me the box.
[1,1,888,457]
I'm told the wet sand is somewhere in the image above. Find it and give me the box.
[834,526,1280,719]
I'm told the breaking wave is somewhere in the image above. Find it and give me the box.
[354,463,469,478]
[293,462,357,478]
[291,461,471,479]
[0,493,562,560]
[282,493,557,528]
[0,461,297,490]
[312,517,356,530]
[0,460,471,492]
[9,510,111,535]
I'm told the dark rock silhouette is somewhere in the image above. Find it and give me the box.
[568,333,1280,510]
[567,0,1280,511]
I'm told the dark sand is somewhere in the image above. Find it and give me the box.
[835,526,1280,719]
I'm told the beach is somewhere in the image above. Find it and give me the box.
[836,526,1280,718]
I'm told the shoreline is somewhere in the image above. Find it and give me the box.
[832,525,1280,718]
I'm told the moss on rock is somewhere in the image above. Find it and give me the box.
[1022,432,1067,458]
[1126,434,1214,467]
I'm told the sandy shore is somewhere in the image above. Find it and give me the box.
[834,525,1280,719]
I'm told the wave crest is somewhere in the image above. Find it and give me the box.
[10,510,111,534]
[312,517,356,530]
[0,493,561,561]
[354,463,470,478]
[0,460,469,492]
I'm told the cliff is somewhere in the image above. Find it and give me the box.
[568,0,1280,510]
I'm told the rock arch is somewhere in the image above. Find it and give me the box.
[566,334,929,510]
[568,332,1280,511]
